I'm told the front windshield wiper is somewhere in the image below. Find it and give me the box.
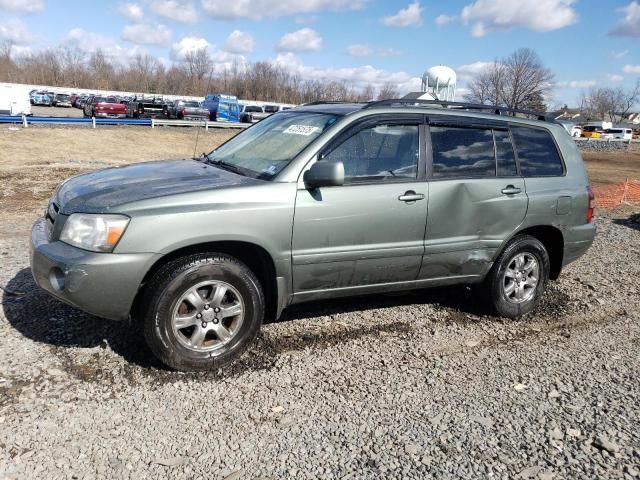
[205,157,246,176]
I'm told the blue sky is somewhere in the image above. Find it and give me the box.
[1,0,639,107]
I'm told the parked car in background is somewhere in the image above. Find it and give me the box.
[127,96,168,118]
[30,100,596,371]
[581,125,603,138]
[30,91,52,106]
[83,95,127,118]
[53,93,72,107]
[570,125,582,137]
[239,104,269,123]
[164,100,209,120]
[203,93,240,122]
[602,128,633,140]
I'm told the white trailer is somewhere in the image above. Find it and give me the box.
[0,84,31,116]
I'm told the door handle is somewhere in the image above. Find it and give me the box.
[501,185,522,195]
[398,191,425,202]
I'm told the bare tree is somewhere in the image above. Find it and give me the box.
[377,82,399,100]
[580,81,640,121]
[464,48,554,111]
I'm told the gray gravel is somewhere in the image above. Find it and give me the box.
[1,208,639,480]
[575,139,633,152]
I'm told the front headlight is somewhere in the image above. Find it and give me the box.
[60,214,130,252]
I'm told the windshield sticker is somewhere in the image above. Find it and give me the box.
[264,165,278,174]
[283,125,321,136]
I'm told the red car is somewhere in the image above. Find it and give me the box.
[83,95,127,118]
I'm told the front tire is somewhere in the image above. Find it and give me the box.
[485,235,550,319]
[142,253,264,371]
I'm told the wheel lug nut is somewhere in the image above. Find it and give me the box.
[204,304,210,310]
[196,313,202,319]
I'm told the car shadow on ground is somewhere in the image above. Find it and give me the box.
[2,267,495,375]
[613,212,640,232]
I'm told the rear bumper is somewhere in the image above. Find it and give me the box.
[562,223,596,267]
[30,218,160,320]
[94,112,126,118]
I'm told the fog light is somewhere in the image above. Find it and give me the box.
[49,267,66,291]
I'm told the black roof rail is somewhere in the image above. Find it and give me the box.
[364,99,556,123]
[301,100,365,106]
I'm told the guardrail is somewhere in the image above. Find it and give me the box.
[0,115,249,130]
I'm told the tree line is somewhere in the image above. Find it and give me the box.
[0,41,397,103]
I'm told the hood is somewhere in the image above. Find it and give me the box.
[55,159,260,214]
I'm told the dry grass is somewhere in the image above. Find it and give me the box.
[0,125,236,219]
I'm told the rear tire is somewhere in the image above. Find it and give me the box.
[141,253,264,371]
[485,235,550,319]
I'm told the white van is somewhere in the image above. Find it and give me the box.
[603,128,633,140]
[0,85,32,116]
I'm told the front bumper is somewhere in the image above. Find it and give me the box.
[30,218,160,320]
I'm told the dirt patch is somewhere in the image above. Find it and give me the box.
[583,148,640,187]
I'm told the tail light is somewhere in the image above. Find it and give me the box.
[587,186,595,223]
[211,111,217,121]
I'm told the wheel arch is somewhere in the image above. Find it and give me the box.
[132,240,279,323]
[507,225,564,280]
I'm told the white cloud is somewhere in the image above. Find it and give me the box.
[150,0,198,24]
[118,3,144,21]
[224,30,254,54]
[460,0,577,37]
[347,44,373,57]
[274,52,422,93]
[0,0,43,13]
[610,1,640,37]
[435,14,454,25]
[122,22,172,46]
[0,18,37,45]
[609,49,629,59]
[347,44,400,57]
[555,80,597,88]
[623,64,640,73]
[382,1,423,27]
[607,74,624,82]
[201,0,367,20]
[170,36,246,72]
[457,61,495,81]
[64,28,148,64]
[276,28,322,52]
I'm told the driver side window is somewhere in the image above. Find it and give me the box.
[323,123,419,183]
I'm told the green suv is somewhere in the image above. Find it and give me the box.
[30,100,596,371]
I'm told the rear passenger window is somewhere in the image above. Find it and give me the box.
[511,126,564,177]
[494,130,518,176]
[431,127,495,178]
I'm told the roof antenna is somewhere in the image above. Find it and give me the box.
[193,66,215,159]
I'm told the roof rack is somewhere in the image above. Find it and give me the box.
[364,99,556,123]
[301,100,366,106]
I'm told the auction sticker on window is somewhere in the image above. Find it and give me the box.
[283,125,321,136]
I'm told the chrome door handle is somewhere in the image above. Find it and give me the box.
[398,191,425,202]
[501,185,522,195]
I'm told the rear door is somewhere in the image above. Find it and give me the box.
[292,114,429,296]
[420,118,528,280]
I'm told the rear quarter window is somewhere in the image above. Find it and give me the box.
[511,126,564,177]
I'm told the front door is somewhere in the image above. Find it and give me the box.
[420,123,529,280]
[292,116,428,297]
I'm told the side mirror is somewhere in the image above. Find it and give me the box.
[304,161,344,188]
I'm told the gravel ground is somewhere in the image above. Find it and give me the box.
[1,207,639,480]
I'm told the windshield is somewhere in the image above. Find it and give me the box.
[244,106,263,113]
[206,111,339,180]
[184,101,200,107]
